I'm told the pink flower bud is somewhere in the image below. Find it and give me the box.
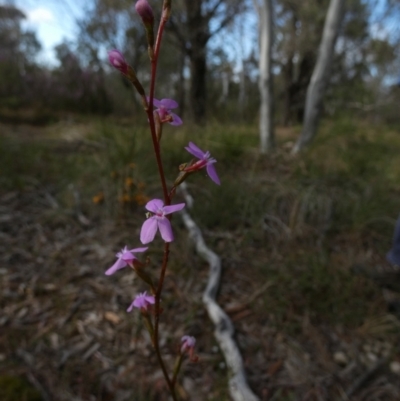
[108,49,128,75]
[181,335,198,362]
[135,0,154,26]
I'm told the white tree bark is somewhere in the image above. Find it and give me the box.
[292,0,345,154]
[254,0,274,154]
[179,183,260,401]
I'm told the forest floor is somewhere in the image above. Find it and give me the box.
[1,116,400,401]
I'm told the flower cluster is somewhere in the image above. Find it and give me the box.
[104,2,219,394]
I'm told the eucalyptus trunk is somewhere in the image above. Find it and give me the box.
[257,0,274,153]
[292,0,345,154]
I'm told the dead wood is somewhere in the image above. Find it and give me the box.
[179,183,260,401]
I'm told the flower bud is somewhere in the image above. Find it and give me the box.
[135,0,155,51]
[108,49,128,75]
[135,0,154,26]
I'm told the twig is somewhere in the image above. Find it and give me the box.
[179,183,260,401]
[344,358,387,399]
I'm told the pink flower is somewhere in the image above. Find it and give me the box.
[184,142,220,185]
[181,335,196,352]
[181,335,198,361]
[105,246,148,275]
[108,49,129,75]
[135,0,154,25]
[127,291,155,312]
[147,98,182,126]
[140,199,185,244]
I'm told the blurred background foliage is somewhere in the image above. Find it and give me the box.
[0,0,399,126]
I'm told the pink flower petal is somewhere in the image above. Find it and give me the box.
[206,163,220,185]
[105,257,127,275]
[159,98,178,109]
[127,300,136,312]
[140,218,158,244]
[133,296,146,308]
[163,203,185,215]
[169,112,182,126]
[181,335,196,352]
[120,249,135,262]
[131,291,155,310]
[185,142,205,159]
[145,199,164,213]
[144,295,155,304]
[157,219,174,242]
[146,97,160,107]
[129,247,148,253]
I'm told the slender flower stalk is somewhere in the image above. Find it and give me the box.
[104,1,217,398]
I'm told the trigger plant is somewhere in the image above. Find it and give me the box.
[104,0,220,399]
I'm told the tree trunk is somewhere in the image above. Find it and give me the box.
[189,47,207,124]
[169,0,243,124]
[257,0,274,153]
[292,0,345,154]
[184,0,209,125]
[282,11,296,126]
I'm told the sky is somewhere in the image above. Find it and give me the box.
[5,0,84,64]
[3,0,399,69]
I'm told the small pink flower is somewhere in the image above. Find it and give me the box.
[140,199,185,244]
[181,335,196,352]
[184,142,220,185]
[135,0,154,25]
[105,246,148,275]
[147,98,182,126]
[108,49,129,75]
[127,291,155,312]
[181,335,198,361]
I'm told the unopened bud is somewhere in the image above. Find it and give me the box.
[135,0,154,25]
[108,49,128,75]
[135,0,155,51]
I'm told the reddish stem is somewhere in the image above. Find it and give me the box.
[146,13,170,205]
[143,6,178,400]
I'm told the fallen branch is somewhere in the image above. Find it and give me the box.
[179,183,259,401]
